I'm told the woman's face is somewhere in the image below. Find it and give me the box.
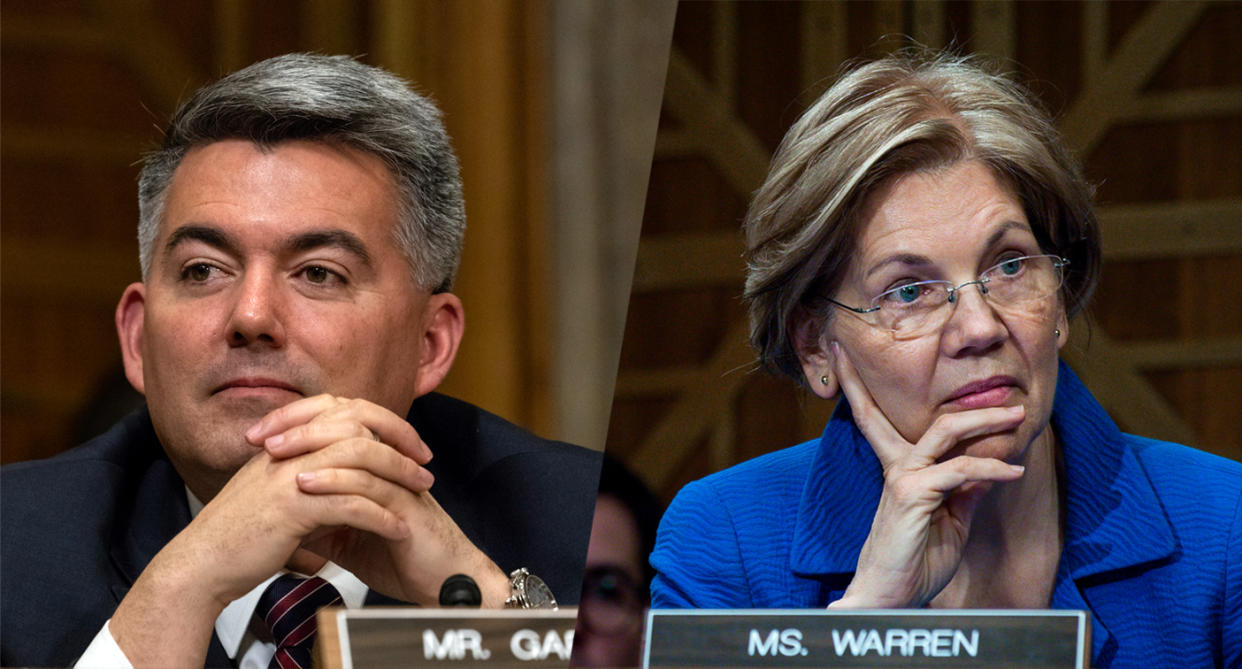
[805,160,1067,463]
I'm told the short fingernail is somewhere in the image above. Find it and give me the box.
[245,422,264,442]
[265,433,285,449]
[1010,465,1025,474]
[297,471,316,484]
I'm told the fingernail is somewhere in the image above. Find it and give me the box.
[265,433,285,449]
[1010,465,1025,474]
[245,423,264,441]
[296,471,316,484]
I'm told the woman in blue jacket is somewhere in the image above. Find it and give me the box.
[650,50,1241,668]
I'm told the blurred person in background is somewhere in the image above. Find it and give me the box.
[572,455,663,668]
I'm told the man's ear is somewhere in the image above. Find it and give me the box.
[413,292,464,397]
[791,307,838,400]
[116,282,147,395]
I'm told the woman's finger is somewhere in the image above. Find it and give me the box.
[914,406,1026,462]
[901,455,1025,495]
[832,342,909,467]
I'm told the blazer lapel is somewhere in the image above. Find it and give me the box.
[105,416,233,667]
[1050,361,1177,664]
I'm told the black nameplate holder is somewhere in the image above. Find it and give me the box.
[317,607,579,669]
[643,609,1090,668]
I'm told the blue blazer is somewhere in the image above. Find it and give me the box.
[651,362,1242,668]
[2,392,601,668]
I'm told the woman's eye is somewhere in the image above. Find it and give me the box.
[899,284,924,303]
[997,257,1024,276]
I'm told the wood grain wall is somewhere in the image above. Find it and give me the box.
[610,0,1242,502]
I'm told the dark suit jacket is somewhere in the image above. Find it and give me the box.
[1,392,601,667]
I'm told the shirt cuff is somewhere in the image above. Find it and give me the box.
[75,619,134,669]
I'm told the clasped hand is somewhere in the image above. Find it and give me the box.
[828,344,1026,609]
[185,395,501,608]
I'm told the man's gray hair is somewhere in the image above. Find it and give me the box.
[137,53,465,292]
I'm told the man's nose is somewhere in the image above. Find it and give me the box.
[942,283,1007,355]
[226,271,286,347]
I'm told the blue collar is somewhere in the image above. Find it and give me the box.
[788,360,1176,582]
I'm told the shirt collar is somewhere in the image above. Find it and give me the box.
[787,360,1176,580]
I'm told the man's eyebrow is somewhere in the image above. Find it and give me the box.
[285,230,374,268]
[164,225,238,257]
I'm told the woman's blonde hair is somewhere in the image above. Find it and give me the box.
[743,49,1100,385]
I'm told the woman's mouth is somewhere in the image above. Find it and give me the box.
[945,376,1018,409]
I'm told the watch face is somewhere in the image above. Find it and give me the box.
[523,573,557,609]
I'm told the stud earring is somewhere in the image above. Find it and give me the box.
[820,375,829,386]
[1055,328,1061,338]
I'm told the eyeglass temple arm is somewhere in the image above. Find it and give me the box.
[827,297,881,314]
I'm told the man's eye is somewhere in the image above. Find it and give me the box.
[300,265,344,286]
[182,263,215,282]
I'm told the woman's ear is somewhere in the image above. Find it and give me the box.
[1055,305,1069,349]
[791,307,838,399]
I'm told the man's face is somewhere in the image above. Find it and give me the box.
[118,139,450,494]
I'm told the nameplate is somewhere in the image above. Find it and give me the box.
[316,607,578,669]
[644,609,1090,668]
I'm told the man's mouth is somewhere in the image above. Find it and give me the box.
[212,377,303,397]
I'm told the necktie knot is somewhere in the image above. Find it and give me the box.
[256,574,343,669]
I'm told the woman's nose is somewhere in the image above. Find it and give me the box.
[941,284,1007,355]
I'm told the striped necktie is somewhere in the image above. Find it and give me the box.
[256,574,344,669]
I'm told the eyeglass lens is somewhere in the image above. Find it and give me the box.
[877,255,1065,339]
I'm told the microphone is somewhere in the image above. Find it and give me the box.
[439,573,482,607]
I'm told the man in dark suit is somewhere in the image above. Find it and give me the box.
[1,54,600,668]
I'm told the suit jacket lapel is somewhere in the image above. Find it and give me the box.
[105,413,232,667]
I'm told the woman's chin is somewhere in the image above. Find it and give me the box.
[940,431,1026,464]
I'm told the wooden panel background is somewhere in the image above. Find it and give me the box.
[609,0,1242,503]
[1,0,672,462]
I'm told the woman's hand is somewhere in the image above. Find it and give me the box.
[829,343,1026,609]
